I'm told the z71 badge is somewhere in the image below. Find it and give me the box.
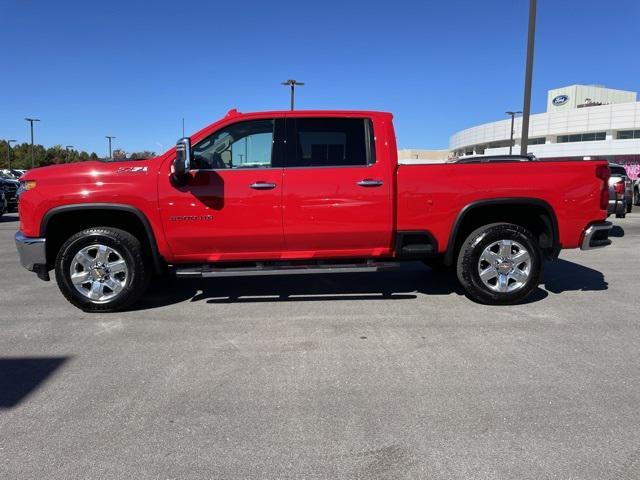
[116,166,148,174]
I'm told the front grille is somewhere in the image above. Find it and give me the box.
[3,184,17,200]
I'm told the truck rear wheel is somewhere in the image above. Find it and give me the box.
[55,227,150,312]
[456,223,542,305]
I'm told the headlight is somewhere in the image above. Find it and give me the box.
[17,180,36,196]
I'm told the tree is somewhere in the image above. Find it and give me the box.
[112,149,127,161]
[1,139,104,168]
[130,151,156,159]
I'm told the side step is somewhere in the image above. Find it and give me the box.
[175,261,400,278]
[400,244,434,255]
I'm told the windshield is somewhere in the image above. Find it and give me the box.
[610,166,627,176]
[0,172,17,180]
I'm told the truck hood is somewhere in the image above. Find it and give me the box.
[22,159,158,182]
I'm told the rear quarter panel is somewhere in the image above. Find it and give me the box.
[396,161,608,251]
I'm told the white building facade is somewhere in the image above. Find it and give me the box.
[449,85,640,179]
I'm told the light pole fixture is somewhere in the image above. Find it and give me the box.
[66,145,74,163]
[520,0,537,156]
[6,139,16,170]
[505,111,522,155]
[105,136,116,161]
[25,117,40,168]
[281,79,304,110]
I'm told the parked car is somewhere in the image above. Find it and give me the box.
[0,191,6,218]
[450,154,537,164]
[15,109,613,312]
[608,164,633,216]
[0,171,19,212]
[633,178,640,207]
[2,169,28,179]
[609,177,626,218]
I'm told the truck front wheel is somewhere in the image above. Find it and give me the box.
[55,227,150,312]
[456,223,542,305]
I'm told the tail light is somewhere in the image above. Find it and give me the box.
[614,180,625,200]
[596,165,610,210]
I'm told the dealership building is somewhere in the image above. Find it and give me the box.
[449,85,640,179]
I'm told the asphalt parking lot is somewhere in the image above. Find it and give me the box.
[1,211,639,479]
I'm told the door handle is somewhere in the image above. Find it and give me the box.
[250,182,277,190]
[357,179,384,187]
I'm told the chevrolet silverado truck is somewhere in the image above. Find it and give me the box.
[15,110,613,312]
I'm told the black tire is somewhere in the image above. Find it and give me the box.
[627,201,633,214]
[456,223,543,305]
[55,227,150,312]
[634,188,640,207]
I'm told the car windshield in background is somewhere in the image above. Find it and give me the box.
[610,166,628,176]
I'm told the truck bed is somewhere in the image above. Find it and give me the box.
[396,160,608,252]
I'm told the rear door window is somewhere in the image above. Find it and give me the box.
[286,118,375,167]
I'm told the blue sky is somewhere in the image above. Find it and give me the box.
[1,0,638,155]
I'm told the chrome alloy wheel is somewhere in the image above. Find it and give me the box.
[477,239,531,293]
[69,244,128,302]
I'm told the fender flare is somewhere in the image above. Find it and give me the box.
[444,197,560,265]
[40,203,164,273]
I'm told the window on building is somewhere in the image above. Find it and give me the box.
[488,140,511,149]
[617,130,640,140]
[528,137,546,145]
[557,132,606,143]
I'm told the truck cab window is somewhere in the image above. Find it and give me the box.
[288,118,374,167]
[192,119,274,170]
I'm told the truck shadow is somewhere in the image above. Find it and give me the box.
[134,258,606,310]
[0,357,70,409]
[135,263,461,310]
[542,258,608,293]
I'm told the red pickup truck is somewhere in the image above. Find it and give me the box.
[16,110,613,312]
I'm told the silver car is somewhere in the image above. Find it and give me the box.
[608,164,633,217]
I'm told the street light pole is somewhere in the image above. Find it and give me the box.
[520,0,537,156]
[6,139,16,170]
[66,145,74,163]
[281,79,304,110]
[25,118,40,168]
[105,136,115,161]
[506,111,522,155]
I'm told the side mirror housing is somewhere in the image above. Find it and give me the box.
[172,137,191,184]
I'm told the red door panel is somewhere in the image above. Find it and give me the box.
[281,166,392,256]
[158,169,284,260]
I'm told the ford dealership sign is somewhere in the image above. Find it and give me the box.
[552,94,569,106]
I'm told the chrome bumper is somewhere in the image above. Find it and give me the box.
[15,231,47,271]
[580,221,613,250]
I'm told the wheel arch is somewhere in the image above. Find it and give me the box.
[41,203,164,274]
[444,198,560,266]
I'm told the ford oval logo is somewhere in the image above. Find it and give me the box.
[553,94,569,106]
